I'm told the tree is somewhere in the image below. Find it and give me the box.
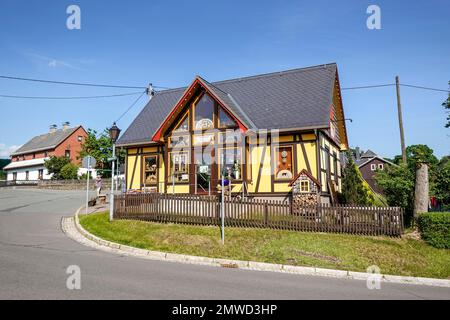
[60,163,79,180]
[443,81,449,128]
[79,129,125,178]
[339,154,374,205]
[434,157,450,206]
[44,156,71,180]
[405,145,439,170]
[374,163,415,225]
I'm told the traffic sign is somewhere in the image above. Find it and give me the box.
[82,156,97,169]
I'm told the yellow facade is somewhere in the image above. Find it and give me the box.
[125,133,342,197]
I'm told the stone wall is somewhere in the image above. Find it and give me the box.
[37,179,112,190]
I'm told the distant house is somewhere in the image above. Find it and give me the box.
[3,122,88,181]
[353,148,394,194]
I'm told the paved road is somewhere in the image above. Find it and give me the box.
[0,188,449,300]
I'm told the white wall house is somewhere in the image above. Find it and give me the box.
[4,158,52,181]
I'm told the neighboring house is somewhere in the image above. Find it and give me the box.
[3,122,88,181]
[353,147,394,194]
[117,63,349,203]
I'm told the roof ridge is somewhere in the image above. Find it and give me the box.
[154,62,337,94]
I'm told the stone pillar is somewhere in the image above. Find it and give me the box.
[413,163,429,220]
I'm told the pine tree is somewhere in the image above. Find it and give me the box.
[340,153,374,205]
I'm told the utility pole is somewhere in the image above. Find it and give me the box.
[396,76,407,163]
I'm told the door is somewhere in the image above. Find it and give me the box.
[194,148,214,194]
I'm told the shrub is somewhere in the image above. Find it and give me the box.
[60,163,79,180]
[418,213,450,249]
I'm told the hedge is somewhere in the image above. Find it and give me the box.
[418,212,450,249]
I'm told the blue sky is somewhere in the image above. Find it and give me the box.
[0,0,449,158]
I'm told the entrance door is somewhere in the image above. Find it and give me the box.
[194,148,214,194]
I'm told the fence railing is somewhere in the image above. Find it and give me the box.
[114,193,404,236]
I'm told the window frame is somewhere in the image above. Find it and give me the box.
[378,163,384,170]
[192,93,215,131]
[218,147,243,181]
[300,180,310,193]
[370,164,376,171]
[168,151,190,184]
[142,155,158,186]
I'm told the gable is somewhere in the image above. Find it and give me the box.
[152,77,248,141]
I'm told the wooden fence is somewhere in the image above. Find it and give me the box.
[114,193,404,236]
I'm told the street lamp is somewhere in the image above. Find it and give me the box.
[109,122,121,222]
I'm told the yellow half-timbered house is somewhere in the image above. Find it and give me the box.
[117,63,349,204]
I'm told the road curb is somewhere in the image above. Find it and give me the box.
[67,207,450,288]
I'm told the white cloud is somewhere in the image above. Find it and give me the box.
[22,52,88,71]
[0,143,21,158]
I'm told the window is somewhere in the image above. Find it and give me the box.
[274,146,294,180]
[173,115,189,133]
[25,171,29,181]
[77,136,83,142]
[38,169,44,180]
[143,156,158,185]
[333,152,338,182]
[65,150,71,158]
[169,135,190,148]
[219,108,237,128]
[169,152,189,183]
[219,130,242,145]
[370,164,376,171]
[32,153,36,159]
[300,180,310,193]
[194,94,214,130]
[44,151,48,158]
[193,133,214,146]
[13,172,17,181]
[378,163,384,170]
[218,147,242,180]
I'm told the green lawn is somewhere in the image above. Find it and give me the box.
[79,212,450,279]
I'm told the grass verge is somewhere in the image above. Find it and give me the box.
[79,212,450,279]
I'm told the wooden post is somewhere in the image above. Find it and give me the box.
[413,162,429,221]
[396,76,407,163]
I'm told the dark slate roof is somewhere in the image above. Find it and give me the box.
[361,149,377,158]
[11,127,79,156]
[118,63,337,146]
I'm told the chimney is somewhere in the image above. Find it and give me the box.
[49,124,57,133]
[62,122,70,131]
[355,147,361,161]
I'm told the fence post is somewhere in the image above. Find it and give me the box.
[264,201,268,227]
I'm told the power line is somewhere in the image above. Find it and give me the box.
[0,74,170,90]
[115,91,147,123]
[400,83,450,93]
[342,83,449,93]
[0,91,144,100]
[342,84,395,90]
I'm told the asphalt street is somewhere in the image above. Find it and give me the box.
[0,188,449,300]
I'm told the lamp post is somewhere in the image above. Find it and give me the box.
[109,122,121,222]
